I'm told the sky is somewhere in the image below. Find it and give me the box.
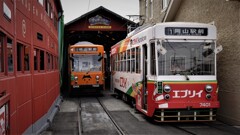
[60,0,139,24]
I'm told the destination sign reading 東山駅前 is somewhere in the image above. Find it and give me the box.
[165,27,208,36]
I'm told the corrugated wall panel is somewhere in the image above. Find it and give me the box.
[33,74,47,98]
[17,100,32,134]
[16,75,32,107]
[32,94,47,122]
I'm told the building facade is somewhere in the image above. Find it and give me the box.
[139,0,240,125]
[0,0,63,134]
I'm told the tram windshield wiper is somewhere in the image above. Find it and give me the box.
[184,73,190,80]
[178,71,190,80]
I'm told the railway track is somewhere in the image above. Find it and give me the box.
[79,97,126,135]
[42,92,240,135]
[96,97,126,135]
[167,122,240,135]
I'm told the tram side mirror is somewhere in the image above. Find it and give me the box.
[202,42,214,57]
[104,52,107,58]
[157,40,167,55]
[158,45,167,55]
[214,44,223,54]
[202,49,213,57]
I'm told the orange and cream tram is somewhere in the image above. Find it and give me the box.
[69,42,105,92]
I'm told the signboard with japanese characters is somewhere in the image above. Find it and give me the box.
[165,27,208,36]
[88,15,111,29]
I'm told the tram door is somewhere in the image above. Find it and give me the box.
[142,44,148,110]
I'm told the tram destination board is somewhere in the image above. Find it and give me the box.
[165,27,208,36]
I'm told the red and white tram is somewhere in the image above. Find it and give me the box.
[110,22,222,122]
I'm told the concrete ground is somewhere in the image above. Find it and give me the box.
[41,90,240,135]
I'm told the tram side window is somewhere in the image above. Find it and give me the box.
[117,53,120,71]
[114,55,117,71]
[123,52,126,72]
[127,50,130,72]
[7,38,13,72]
[150,43,156,75]
[131,48,135,73]
[120,52,122,71]
[136,47,141,73]
[120,52,123,71]
[112,55,116,72]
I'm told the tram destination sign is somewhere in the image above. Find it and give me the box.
[165,27,208,36]
[75,47,97,52]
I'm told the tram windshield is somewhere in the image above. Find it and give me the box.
[72,54,102,72]
[158,42,215,75]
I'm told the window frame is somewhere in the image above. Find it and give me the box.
[150,0,153,19]
[39,49,45,72]
[150,42,156,76]
[136,47,141,74]
[34,48,45,73]
[127,49,131,72]
[24,45,30,72]
[131,48,136,73]
[0,33,5,75]
[17,42,30,74]
[7,38,14,73]
[145,0,149,20]
[38,0,44,6]
[162,0,169,11]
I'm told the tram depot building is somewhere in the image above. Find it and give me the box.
[139,0,240,125]
[63,6,136,93]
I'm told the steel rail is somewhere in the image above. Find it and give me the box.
[97,97,126,135]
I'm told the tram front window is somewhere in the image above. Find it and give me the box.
[72,54,102,72]
[158,42,215,75]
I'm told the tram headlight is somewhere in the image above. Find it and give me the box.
[205,85,213,93]
[74,76,78,81]
[206,94,212,100]
[163,85,171,93]
[164,94,170,100]
[96,75,100,80]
